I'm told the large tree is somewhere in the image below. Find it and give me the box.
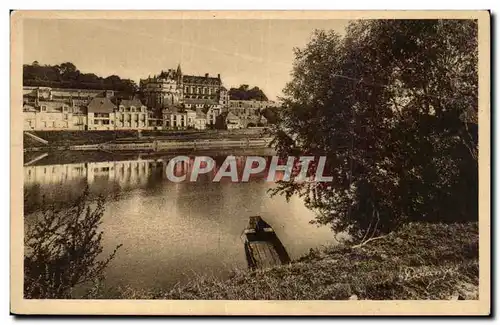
[271,20,478,241]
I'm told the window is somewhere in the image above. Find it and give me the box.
[103,120,110,125]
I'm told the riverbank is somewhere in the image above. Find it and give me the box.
[101,222,478,300]
[24,129,269,148]
[24,129,273,152]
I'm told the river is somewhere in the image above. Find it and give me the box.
[23,149,338,293]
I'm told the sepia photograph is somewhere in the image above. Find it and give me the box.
[10,10,490,315]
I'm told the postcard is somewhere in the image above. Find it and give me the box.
[11,10,490,316]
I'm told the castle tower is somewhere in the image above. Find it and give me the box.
[176,63,182,78]
[176,63,183,101]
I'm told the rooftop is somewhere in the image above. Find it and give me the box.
[87,97,116,113]
[120,98,145,108]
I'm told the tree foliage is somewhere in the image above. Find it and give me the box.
[23,61,138,97]
[229,84,269,101]
[270,20,478,241]
[24,188,121,298]
[261,106,281,124]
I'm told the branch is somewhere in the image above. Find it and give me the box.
[351,235,388,249]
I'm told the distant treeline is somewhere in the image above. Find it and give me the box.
[229,84,268,101]
[23,61,138,97]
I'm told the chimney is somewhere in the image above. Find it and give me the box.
[217,74,220,79]
[205,73,209,78]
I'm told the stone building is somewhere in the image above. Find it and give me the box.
[182,72,222,103]
[223,112,242,130]
[162,107,208,130]
[139,65,228,129]
[23,86,115,131]
[228,99,281,116]
[139,66,183,112]
[139,64,227,111]
[86,97,116,131]
[23,86,113,107]
[23,101,87,131]
[226,99,277,128]
[194,111,207,130]
[115,98,148,130]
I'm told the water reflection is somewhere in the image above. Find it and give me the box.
[24,152,338,291]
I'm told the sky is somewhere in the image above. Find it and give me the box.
[23,19,349,100]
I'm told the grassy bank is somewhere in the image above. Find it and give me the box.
[103,222,478,300]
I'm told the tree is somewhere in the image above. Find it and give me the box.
[24,188,121,298]
[229,84,268,101]
[270,20,478,241]
[59,62,77,76]
[23,62,138,98]
[261,107,280,124]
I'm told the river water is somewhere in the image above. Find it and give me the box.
[23,149,337,292]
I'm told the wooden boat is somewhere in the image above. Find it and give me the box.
[243,216,291,269]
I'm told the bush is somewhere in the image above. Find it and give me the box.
[24,188,121,298]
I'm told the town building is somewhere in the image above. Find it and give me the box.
[86,96,116,131]
[23,86,114,131]
[228,99,281,117]
[194,111,207,130]
[163,107,187,129]
[225,100,276,128]
[240,115,268,128]
[162,107,208,130]
[115,98,148,130]
[23,86,112,107]
[223,112,242,130]
[23,101,87,131]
